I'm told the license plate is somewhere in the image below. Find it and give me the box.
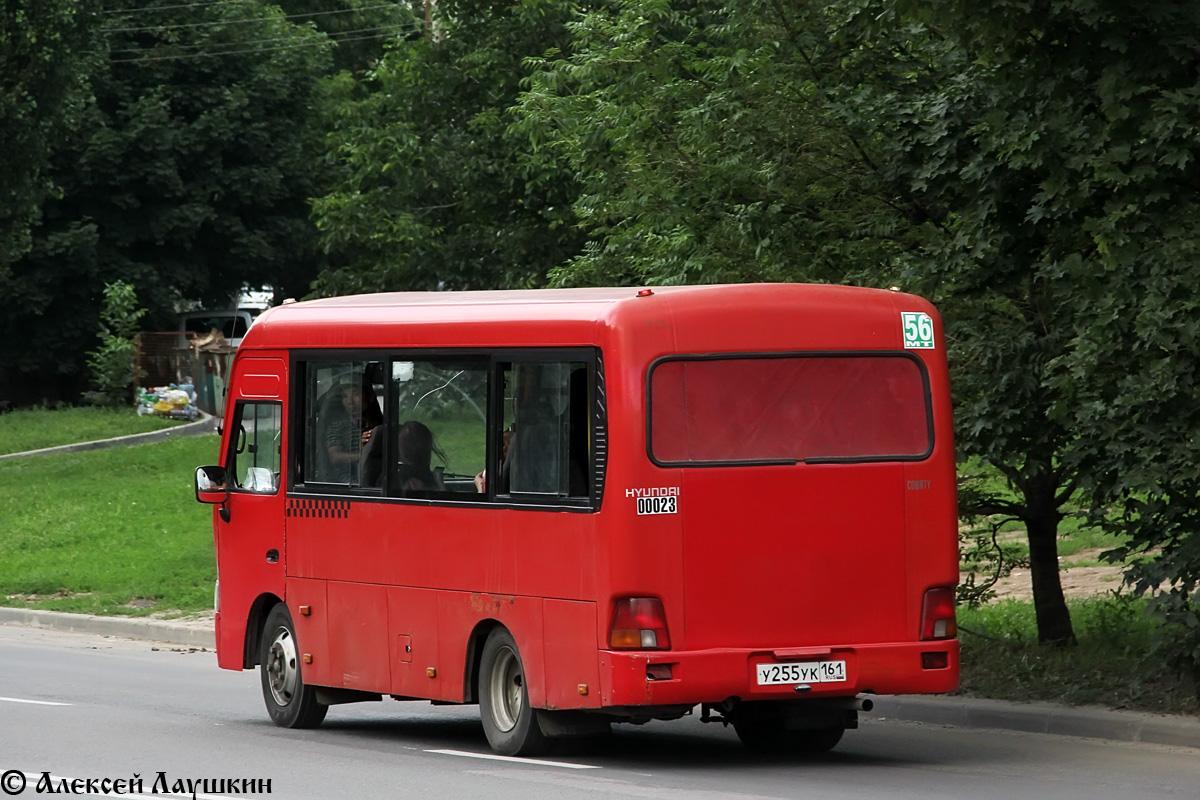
[756,660,846,686]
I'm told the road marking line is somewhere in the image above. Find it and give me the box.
[426,749,599,770]
[0,696,71,706]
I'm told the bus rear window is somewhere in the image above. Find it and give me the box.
[649,354,932,465]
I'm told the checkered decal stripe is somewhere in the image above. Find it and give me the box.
[286,498,351,519]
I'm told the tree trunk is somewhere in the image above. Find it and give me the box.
[1024,474,1076,646]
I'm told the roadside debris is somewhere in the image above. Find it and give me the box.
[136,384,199,421]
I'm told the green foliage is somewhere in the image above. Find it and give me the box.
[311,0,586,294]
[514,0,913,287]
[0,435,219,616]
[0,1,97,274]
[86,281,147,405]
[832,0,1200,646]
[959,596,1197,714]
[0,0,337,403]
[275,0,424,74]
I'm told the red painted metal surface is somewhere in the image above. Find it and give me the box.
[212,355,287,671]
[206,285,959,715]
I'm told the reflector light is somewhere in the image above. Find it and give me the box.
[920,587,958,641]
[921,651,949,670]
[610,597,671,650]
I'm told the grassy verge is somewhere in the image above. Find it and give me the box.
[958,596,1198,715]
[0,434,220,616]
[0,406,179,455]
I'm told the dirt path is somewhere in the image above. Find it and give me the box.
[965,544,1129,601]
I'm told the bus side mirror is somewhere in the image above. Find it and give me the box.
[196,465,231,522]
[196,465,229,504]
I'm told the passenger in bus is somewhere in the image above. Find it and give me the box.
[474,423,514,493]
[322,382,382,484]
[394,420,446,494]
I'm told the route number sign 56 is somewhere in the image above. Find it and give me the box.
[901,312,936,350]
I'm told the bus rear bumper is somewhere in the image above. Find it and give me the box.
[596,640,959,708]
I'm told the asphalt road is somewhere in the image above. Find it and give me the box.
[1,626,1197,800]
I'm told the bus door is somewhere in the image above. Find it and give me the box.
[214,356,287,670]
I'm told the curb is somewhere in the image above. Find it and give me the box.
[0,412,218,462]
[870,695,1200,749]
[0,607,214,649]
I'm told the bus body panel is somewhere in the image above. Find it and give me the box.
[675,464,910,651]
[326,581,391,691]
[287,578,330,684]
[206,286,959,725]
[386,585,441,698]
[286,500,595,600]
[213,354,287,672]
[542,599,603,710]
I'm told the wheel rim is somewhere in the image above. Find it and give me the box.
[488,645,523,732]
[266,625,299,707]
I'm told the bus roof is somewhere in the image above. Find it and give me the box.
[240,284,933,352]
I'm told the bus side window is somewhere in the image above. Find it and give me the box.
[390,358,488,497]
[302,360,383,488]
[504,361,589,498]
[228,401,282,494]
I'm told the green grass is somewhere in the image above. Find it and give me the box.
[0,434,220,616]
[958,597,1198,714]
[0,407,178,455]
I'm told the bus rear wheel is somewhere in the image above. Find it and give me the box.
[260,604,328,729]
[478,629,550,756]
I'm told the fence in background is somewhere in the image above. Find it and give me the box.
[134,332,235,417]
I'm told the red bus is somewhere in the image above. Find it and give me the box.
[195,284,959,756]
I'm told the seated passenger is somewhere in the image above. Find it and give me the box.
[395,420,446,494]
[475,423,514,493]
[322,381,382,485]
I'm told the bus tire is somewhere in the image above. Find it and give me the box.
[478,628,550,756]
[260,604,328,729]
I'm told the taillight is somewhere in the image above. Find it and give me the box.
[610,597,671,650]
[920,587,957,640]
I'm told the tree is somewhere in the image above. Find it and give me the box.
[0,1,97,275]
[275,0,424,74]
[86,281,146,405]
[0,0,336,403]
[513,0,918,288]
[838,0,1200,646]
[310,0,587,294]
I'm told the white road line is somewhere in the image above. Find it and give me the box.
[426,749,600,770]
[0,696,71,706]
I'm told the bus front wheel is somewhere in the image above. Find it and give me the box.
[260,604,328,729]
[478,628,550,756]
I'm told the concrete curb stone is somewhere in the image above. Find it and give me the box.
[0,607,214,649]
[0,411,217,462]
[870,694,1200,748]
